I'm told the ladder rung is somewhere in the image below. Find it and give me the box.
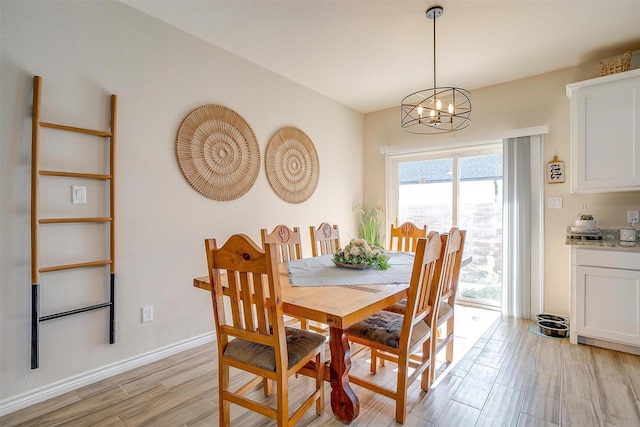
[40,302,112,322]
[39,260,112,273]
[39,170,111,180]
[39,217,112,224]
[40,121,112,137]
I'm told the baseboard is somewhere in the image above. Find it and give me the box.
[0,332,216,417]
[577,335,640,355]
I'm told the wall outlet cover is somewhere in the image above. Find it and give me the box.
[71,186,87,204]
[142,306,153,322]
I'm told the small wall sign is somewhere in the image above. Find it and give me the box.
[547,155,565,184]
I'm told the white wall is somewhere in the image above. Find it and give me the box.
[363,64,640,317]
[0,0,363,406]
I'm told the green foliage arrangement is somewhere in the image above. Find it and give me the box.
[333,238,389,270]
[353,203,384,247]
[579,214,594,220]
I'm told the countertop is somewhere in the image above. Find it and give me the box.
[566,227,640,250]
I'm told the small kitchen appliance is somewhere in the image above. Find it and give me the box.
[621,217,637,242]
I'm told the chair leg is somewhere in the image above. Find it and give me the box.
[421,338,431,392]
[446,318,454,363]
[276,377,288,426]
[370,348,378,373]
[219,364,230,427]
[430,333,438,384]
[395,356,409,424]
[301,318,308,330]
[263,378,273,396]
[315,352,324,414]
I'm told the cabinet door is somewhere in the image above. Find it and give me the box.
[574,265,640,345]
[571,73,640,192]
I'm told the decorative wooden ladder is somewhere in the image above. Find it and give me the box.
[31,76,117,369]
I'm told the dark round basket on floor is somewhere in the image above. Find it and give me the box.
[536,313,569,324]
[537,320,569,338]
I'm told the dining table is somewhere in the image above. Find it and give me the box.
[193,253,414,424]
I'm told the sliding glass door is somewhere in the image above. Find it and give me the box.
[390,144,503,308]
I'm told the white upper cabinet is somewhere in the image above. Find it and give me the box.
[566,68,640,193]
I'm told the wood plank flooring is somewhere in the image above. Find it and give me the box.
[3,311,640,426]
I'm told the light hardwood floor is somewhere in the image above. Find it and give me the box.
[3,310,640,426]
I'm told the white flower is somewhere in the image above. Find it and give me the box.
[363,247,373,257]
[350,246,362,256]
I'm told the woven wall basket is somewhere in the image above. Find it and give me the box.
[176,104,259,201]
[265,127,319,204]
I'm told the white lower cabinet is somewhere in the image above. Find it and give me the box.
[571,248,640,349]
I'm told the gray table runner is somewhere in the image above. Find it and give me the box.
[287,252,415,287]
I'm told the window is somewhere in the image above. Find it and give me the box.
[388,143,503,308]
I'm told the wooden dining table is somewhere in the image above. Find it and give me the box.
[193,261,409,424]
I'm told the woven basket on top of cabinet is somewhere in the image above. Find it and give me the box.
[599,51,632,76]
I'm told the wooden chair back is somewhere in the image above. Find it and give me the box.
[438,228,466,306]
[402,231,443,341]
[261,225,303,262]
[261,225,308,330]
[205,234,285,355]
[389,222,427,252]
[309,222,340,256]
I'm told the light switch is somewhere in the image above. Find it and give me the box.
[548,197,562,209]
[72,186,86,204]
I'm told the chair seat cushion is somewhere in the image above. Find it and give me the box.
[223,327,325,372]
[437,302,454,324]
[347,311,431,349]
[385,299,455,326]
[383,298,407,314]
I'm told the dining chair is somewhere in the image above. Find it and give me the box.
[389,221,427,252]
[380,228,466,384]
[205,234,325,426]
[346,232,443,424]
[308,222,341,335]
[430,228,466,383]
[309,222,340,257]
[261,225,307,330]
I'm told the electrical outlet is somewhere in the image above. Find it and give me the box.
[628,211,639,224]
[142,306,153,323]
[71,185,86,204]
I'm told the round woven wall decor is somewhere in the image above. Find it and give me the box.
[265,127,319,204]
[176,104,259,201]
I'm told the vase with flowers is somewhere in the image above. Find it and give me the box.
[333,238,389,270]
[353,203,384,247]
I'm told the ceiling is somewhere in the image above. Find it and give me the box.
[122,1,640,114]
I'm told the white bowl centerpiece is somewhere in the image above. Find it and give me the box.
[333,238,389,270]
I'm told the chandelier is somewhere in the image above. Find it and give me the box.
[401,6,471,134]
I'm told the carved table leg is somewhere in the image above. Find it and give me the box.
[329,326,359,423]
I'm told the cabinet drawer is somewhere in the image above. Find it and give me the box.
[574,248,640,270]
